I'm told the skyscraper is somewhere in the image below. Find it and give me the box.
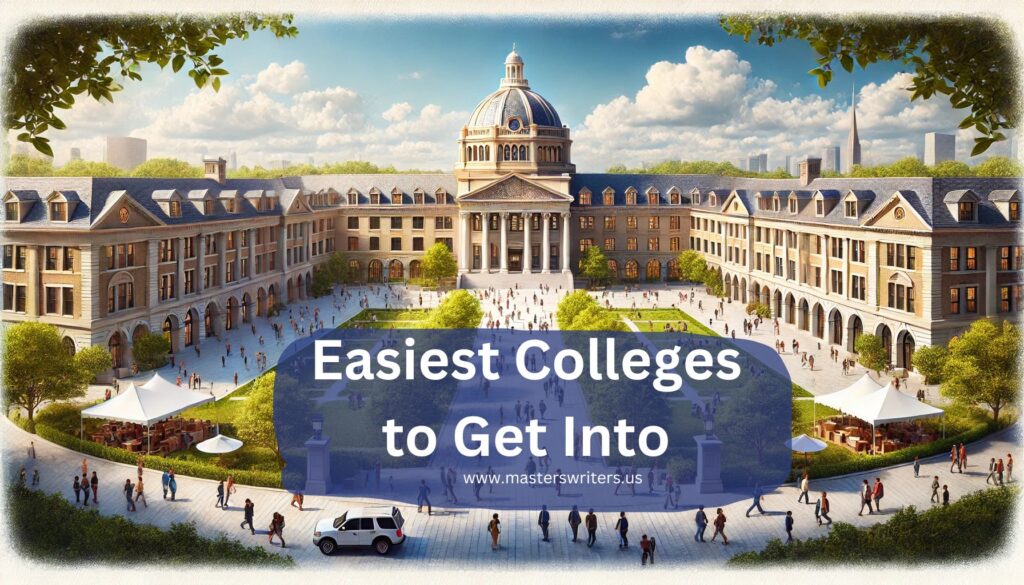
[757,153,768,173]
[822,145,840,173]
[69,147,81,162]
[924,132,956,165]
[846,86,861,172]
[105,136,147,170]
[229,151,238,171]
[784,155,793,177]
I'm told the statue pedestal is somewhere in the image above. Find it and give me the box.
[305,437,332,495]
[694,435,724,494]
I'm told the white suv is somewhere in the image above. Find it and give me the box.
[314,506,406,555]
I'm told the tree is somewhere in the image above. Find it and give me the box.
[421,242,457,282]
[5,154,54,176]
[7,15,298,156]
[310,252,349,297]
[426,290,483,329]
[130,158,203,178]
[676,249,708,282]
[746,302,771,320]
[235,372,284,468]
[941,319,1018,422]
[557,290,599,330]
[54,160,124,177]
[912,345,948,385]
[556,290,623,331]
[309,268,335,298]
[973,156,1023,178]
[929,160,973,178]
[131,333,170,371]
[855,334,888,375]
[580,246,611,286]
[2,322,110,423]
[703,268,724,297]
[720,16,1015,155]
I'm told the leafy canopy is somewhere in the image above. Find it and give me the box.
[7,15,298,156]
[676,249,708,282]
[426,290,483,329]
[720,16,1017,155]
[421,242,458,282]
[940,319,1019,422]
[580,245,611,286]
[855,333,888,374]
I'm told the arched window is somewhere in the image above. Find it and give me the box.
[504,145,511,161]
[466,146,472,161]
[519,145,527,161]
[511,146,519,161]
[624,260,639,280]
[62,336,76,356]
[484,145,490,161]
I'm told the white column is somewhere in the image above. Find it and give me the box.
[458,212,469,273]
[561,211,571,273]
[481,212,490,273]
[176,237,186,299]
[216,232,226,288]
[499,211,508,273]
[147,239,159,308]
[522,212,532,273]
[796,232,804,285]
[247,228,256,278]
[196,234,206,294]
[542,212,551,273]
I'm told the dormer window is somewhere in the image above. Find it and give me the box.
[391,189,403,205]
[204,200,214,215]
[647,189,659,205]
[5,201,18,221]
[844,200,857,218]
[48,201,66,221]
[789,198,797,214]
[1011,201,1020,221]
[958,201,976,222]
[579,190,591,206]
[224,199,236,213]
[626,189,637,205]
[370,189,381,205]
[169,201,181,218]
[414,190,425,205]
[710,194,718,207]
[603,189,615,206]
[815,199,824,216]
[670,190,681,205]
[348,191,358,205]
[772,196,780,212]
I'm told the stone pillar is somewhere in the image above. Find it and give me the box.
[844,237,851,299]
[216,232,226,289]
[176,237,187,299]
[499,212,509,273]
[458,212,469,273]
[278,224,288,271]
[481,212,490,272]
[248,228,256,279]
[694,434,724,493]
[522,212,532,273]
[867,241,878,307]
[147,239,159,308]
[232,230,241,284]
[542,212,551,273]
[985,245,997,316]
[305,435,332,495]
[561,211,571,273]
[823,235,830,294]
[796,231,804,285]
[196,234,206,294]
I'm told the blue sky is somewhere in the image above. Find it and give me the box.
[38,17,1000,170]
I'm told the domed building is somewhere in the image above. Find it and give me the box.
[454,48,576,287]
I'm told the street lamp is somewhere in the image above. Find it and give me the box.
[704,412,715,439]
[311,414,324,441]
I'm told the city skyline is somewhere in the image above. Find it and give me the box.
[7,18,1010,172]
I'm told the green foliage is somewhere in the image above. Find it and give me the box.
[746,301,771,319]
[310,252,348,298]
[5,154,54,176]
[131,332,170,371]
[666,456,695,483]
[557,290,597,329]
[973,156,1023,177]
[912,345,948,385]
[731,486,1017,564]
[8,15,298,156]
[929,160,973,177]
[580,245,611,286]
[720,16,1016,155]
[606,159,791,179]
[676,249,708,282]
[310,267,335,298]
[2,322,110,421]
[426,289,483,329]
[941,319,1019,422]
[607,156,1022,179]
[54,159,124,177]
[9,484,291,565]
[421,242,458,281]
[229,160,441,178]
[854,333,888,374]
[702,268,724,297]
[130,157,203,178]
[557,291,624,331]
[235,372,284,468]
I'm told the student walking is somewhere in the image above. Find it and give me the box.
[694,505,708,542]
[785,511,794,543]
[135,476,147,508]
[417,480,432,515]
[73,476,81,503]
[585,508,598,547]
[819,492,832,525]
[986,458,997,484]
[1008,453,1014,483]
[269,512,286,547]
[745,484,765,516]
[80,474,91,506]
[216,480,226,508]
[797,471,810,504]
[913,455,921,478]
[488,513,501,550]
[162,469,170,499]
[168,472,178,501]
[568,505,582,542]
[872,478,884,513]
[640,534,653,565]
[996,458,1005,485]
[124,479,137,512]
[224,475,236,508]
[930,476,941,503]
[858,479,873,515]
[710,508,729,545]
[90,471,99,504]
[942,484,950,506]
[615,511,629,548]
[241,499,256,534]
[538,505,551,542]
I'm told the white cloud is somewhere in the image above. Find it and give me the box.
[247,60,310,94]
[382,102,413,123]
[398,71,423,81]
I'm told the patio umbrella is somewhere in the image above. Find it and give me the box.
[787,433,827,464]
[195,434,244,454]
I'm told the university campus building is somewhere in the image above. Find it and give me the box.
[1,49,1021,376]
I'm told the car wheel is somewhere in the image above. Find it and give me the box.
[373,537,392,555]
[318,538,337,555]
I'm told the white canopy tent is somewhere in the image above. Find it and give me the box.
[787,434,828,453]
[814,373,883,411]
[195,434,243,454]
[80,376,214,453]
[845,383,944,425]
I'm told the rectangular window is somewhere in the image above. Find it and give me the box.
[226,262,235,283]
[369,217,380,230]
[3,284,13,311]
[603,216,616,230]
[999,246,1011,271]
[965,286,978,313]
[45,287,59,314]
[578,216,594,230]
[670,216,681,230]
[949,288,961,313]
[830,238,844,259]
[5,202,17,221]
[648,216,660,230]
[348,216,359,229]
[851,275,866,301]
[183,269,195,294]
[16,246,26,270]
[626,237,638,251]
[390,237,402,251]
[46,246,58,270]
[2,245,12,269]
[949,247,960,271]
[647,237,659,252]
[412,216,424,230]
[62,287,74,316]
[579,238,594,252]
[413,237,424,252]
[830,269,844,295]
[159,274,176,301]
[15,284,26,312]
[159,239,176,262]
[1010,201,1020,221]
[851,240,865,263]
[435,216,453,230]
[369,237,379,251]
[604,238,616,251]
[391,217,402,229]
[670,237,681,252]
[348,237,359,251]
[958,201,975,221]
[626,216,638,230]
[966,247,978,270]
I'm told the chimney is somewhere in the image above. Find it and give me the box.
[799,157,821,186]
[203,156,227,184]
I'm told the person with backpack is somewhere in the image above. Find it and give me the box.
[615,511,629,548]
[488,513,501,550]
[585,508,598,547]
[241,499,256,535]
[72,476,81,504]
[640,534,653,565]
[819,492,832,525]
[710,508,728,545]
[858,479,873,515]
[785,510,794,543]
[269,512,286,547]
[694,505,708,542]
[872,478,884,513]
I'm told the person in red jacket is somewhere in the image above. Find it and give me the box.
[872,478,884,513]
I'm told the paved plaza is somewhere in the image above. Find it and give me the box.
[5,282,1013,567]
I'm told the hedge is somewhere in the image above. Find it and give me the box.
[795,421,997,481]
[9,484,292,565]
[35,423,282,488]
[730,485,1017,564]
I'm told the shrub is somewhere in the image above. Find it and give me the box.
[745,301,771,319]
[266,301,286,317]
[9,484,291,565]
[855,333,887,374]
[667,456,696,483]
[131,332,171,371]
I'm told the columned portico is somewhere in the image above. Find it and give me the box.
[542,212,551,273]
[561,211,571,273]
[499,211,508,273]
[522,212,532,274]
[481,212,491,272]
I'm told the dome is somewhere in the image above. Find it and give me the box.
[505,49,522,64]
[467,87,563,129]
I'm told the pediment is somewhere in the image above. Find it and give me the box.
[459,174,572,202]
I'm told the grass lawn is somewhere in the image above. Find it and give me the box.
[613,308,718,336]
[792,384,814,398]
[339,308,432,329]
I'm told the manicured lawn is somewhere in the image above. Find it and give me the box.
[339,308,432,329]
[613,308,718,336]
[792,384,814,398]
